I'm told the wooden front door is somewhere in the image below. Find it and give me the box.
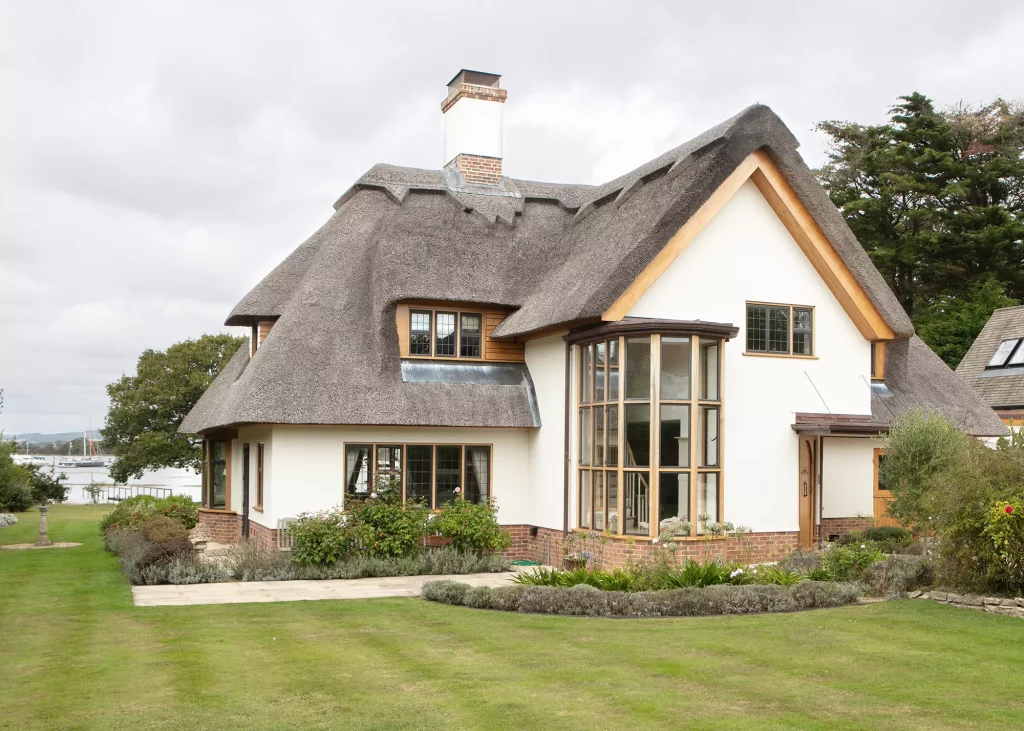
[798,436,816,549]
[872,448,898,527]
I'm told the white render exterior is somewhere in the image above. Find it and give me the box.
[443,95,504,165]
[221,180,883,539]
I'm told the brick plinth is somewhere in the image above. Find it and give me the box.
[501,524,799,569]
[819,517,875,541]
[248,519,279,551]
[197,510,242,544]
[446,154,502,185]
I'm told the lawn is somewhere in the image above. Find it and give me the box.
[1,506,1023,730]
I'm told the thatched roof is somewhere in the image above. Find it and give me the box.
[181,104,997,435]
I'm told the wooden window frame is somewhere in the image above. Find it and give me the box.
[201,436,233,512]
[341,442,493,511]
[254,443,265,511]
[870,341,887,381]
[744,301,816,359]
[409,310,433,356]
[403,307,485,361]
[576,333,724,540]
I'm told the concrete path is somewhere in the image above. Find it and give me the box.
[132,571,519,607]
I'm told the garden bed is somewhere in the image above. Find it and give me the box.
[421,580,860,617]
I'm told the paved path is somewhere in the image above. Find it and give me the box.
[132,571,519,607]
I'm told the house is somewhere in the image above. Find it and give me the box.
[956,305,1024,431]
[180,70,1005,564]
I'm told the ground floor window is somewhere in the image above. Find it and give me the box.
[575,329,728,538]
[202,439,229,509]
[344,443,491,509]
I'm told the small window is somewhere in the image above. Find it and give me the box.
[203,439,228,509]
[435,312,457,356]
[255,443,265,509]
[459,313,482,358]
[345,444,371,498]
[988,338,1022,368]
[746,303,813,357]
[410,311,432,356]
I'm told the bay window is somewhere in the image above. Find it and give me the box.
[576,328,727,538]
[202,438,229,510]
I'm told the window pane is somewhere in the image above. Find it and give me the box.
[345,444,371,498]
[593,406,605,466]
[660,336,691,400]
[374,445,402,493]
[1008,342,1024,366]
[870,342,877,378]
[211,440,226,461]
[580,344,592,404]
[410,311,432,355]
[793,307,813,356]
[700,340,719,400]
[435,446,461,505]
[407,446,432,506]
[697,473,719,531]
[460,313,482,358]
[625,336,651,399]
[658,472,690,531]
[768,307,789,353]
[210,442,226,510]
[579,407,592,466]
[464,446,490,503]
[988,339,1019,367]
[435,312,457,356]
[746,305,767,352]
[624,403,650,467]
[579,470,592,529]
[608,339,620,400]
[606,471,619,534]
[701,406,719,467]
[606,405,619,467]
[593,470,605,531]
[594,341,606,402]
[623,471,650,536]
[256,443,264,507]
[659,404,690,467]
[876,455,888,491]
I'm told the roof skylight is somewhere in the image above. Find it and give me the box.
[987,338,1023,368]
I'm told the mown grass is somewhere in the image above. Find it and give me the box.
[1,505,1023,730]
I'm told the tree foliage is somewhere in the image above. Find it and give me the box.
[102,334,246,483]
[816,93,1024,367]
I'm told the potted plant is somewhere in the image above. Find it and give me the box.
[563,549,592,571]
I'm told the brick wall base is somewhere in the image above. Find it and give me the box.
[501,525,800,569]
[819,517,875,541]
[248,519,279,551]
[197,510,242,545]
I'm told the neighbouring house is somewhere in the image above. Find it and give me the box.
[180,70,1005,565]
[956,305,1024,434]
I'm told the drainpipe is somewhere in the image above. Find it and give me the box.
[562,337,571,536]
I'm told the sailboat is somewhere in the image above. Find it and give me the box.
[58,430,107,468]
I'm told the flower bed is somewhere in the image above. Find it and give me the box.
[421,580,860,617]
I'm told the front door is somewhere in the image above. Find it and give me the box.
[798,436,816,549]
[241,443,250,540]
[872,448,898,527]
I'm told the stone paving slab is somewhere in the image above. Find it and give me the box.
[132,571,518,607]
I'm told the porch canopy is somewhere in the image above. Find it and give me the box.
[792,412,889,435]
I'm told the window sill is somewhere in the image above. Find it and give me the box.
[199,508,236,515]
[571,528,729,542]
[742,352,818,360]
[253,506,264,513]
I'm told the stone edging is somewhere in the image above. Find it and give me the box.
[907,590,1024,618]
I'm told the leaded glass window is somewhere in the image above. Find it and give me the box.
[460,313,482,358]
[410,311,432,355]
[435,312,457,356]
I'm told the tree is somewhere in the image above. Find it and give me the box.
[102,334,247,483]
[816,94,1024,366]
[0,440,33,512]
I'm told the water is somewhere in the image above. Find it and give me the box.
[30,456,201,504]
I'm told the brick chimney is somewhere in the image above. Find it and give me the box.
[442,70,506,186]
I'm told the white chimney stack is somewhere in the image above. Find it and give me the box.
[442,70,506,186]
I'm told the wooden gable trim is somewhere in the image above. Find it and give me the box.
[601,150,895,342]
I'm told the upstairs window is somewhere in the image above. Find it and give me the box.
[987,338,1024,369]
[746,303,814,357]
[405,306,484,360]
[410,311,432,355]
[435,312,457,356]
[460,314,482,358]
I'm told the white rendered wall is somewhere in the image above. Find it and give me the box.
[443,97,503,165]
[821,437,878,519]
[262,425,531,527]
[628,179,874,533]
[236,426,274,530]
[524,334,569,530]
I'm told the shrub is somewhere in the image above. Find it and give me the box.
[860,555,934,598]
[755,565,805,586]
[982,501,1024,590]
[289,509,351,566]
[139,515,188,544]
[223,539,292,581]
[822,543,885,582]
[778,549,823,575]
[347,497,430,559]
[863,526,913,546]
[434,499,511,555]
[0,480,33,513]
[99,494,199,534]
[0,513,19,527]
[421,581,860,617]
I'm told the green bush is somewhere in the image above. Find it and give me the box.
[755,565,805,586]
[422,580,860,617]
[347,498,430,559]
[822,543,885,582]
[289,509,351,566]
[778,550,824,575]
[139,515,188,544]
[864,526,913,545]
[860,555,934,598]
[99,494,199,534]
[0,480,33,513]
[434,499,511,555]
[105,526,196,585]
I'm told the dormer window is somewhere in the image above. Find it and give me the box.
[410,311,432,355]
[401,305,485,360]
[987,338,1024,369]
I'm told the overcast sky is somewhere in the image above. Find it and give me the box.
[1,1,1022,435]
